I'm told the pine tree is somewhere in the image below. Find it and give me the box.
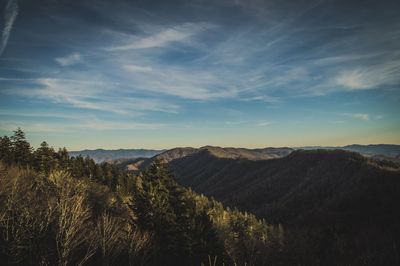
[11,128,32,166]
[130,160,223,265]
[0,136,13,164]
[34,141,55,175]
[57,147,70,170]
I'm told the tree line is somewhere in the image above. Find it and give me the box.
[0,129,285,265]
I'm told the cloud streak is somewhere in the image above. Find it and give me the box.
[106,22,213,51]
[350,113,370,121]
[0,119,164,133]
[4,78,180,114]
[258,121,273,126]
[56,53,82,66]
[0,0,18,56]
[0,0,399,146]
[123,64,153,73]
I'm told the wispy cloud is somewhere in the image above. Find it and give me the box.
[0,0,18,56]
[1,0,399,146]
[258,121,273,126]
[5,78,180,114]
[0,119,164,133]
[334,69,371,90]
[307,59,400,95]
[243,95,281,103]
[123,64,153,73]
[106,22,213,51]
[343,113,370,121]
[341,113,386,122]
[120,66,239,100]
[224,121,245,125]
[55,53,82,66]
[333,62,400,90]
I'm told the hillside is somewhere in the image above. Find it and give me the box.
[0,130,283,266]
[2,130,400,265]
[77,144,400,168]
[164,148,400,264]
[201,146,293,160]
[168,149,400,225]
[115,144,400,172]
[118,146,293,171]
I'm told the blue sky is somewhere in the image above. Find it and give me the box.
[0,0,399,150]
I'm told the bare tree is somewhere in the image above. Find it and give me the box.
[96,212,124,266]
[51,171,97,266]
[0,163,57,264]
[126,225,152,266]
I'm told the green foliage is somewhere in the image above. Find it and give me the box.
[0,136,13,164]
[10,128,33,166]
[130,160,224,265]
[34,141,57,175]
[0,129,281,265]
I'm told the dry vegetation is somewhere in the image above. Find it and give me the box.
[0,129,283,265]
[0,163,152,265]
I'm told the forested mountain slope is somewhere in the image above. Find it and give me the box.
[117,144,400,172]
[2,130,400,265]
[120,146,294,171]
[167,149,400,264]
[169,149,400,225]
[0,129,284,266]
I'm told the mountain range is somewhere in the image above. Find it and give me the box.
[69,148,164,163]
[71,144,400,227]
[70,144,400,165]
[168,149,400,225]
[63,143,400,263]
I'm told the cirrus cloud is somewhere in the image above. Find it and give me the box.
[0,0,18,56]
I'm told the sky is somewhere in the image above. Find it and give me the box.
[0,0,399,150]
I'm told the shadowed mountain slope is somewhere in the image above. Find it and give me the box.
[168,149,400,226]
[120,146,294,171]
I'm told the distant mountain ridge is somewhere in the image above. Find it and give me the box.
[71,144,400,165]
[116,146,294,171]
[301,144,400,159]
[342,144,400,157]
[69,148,165,163]
[112,144,399,171]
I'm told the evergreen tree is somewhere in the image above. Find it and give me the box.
[0,136,13,164]
[34,141,55,175]
[57,147,70,170]
[0,129,293,265]
[11,128,32,166]
[131,160,222,265]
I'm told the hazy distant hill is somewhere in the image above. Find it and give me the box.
[69,148,164,163]
[117,146,294,171]
[342,144,400,158]
[76,144,400,166]
[301,144,400,159]
[200,146,294,160]
[168,149,400,225]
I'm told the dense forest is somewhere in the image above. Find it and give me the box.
[1,129,399,265]
[169,147,400,265]
[0,129,285,265]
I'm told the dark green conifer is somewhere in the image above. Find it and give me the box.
[11,128,32,166]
